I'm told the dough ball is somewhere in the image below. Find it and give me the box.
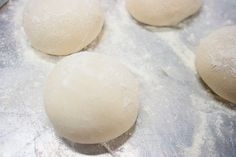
[23,0,104,56]
[126,0,202,26]
[196,26,236,104]
[44,52,139,144]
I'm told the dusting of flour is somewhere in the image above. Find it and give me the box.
[1,0,235,157]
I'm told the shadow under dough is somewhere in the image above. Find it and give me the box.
[130,5,203,32]
[196,75,236,110]
[62,123,136,155]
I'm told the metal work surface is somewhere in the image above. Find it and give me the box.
[1,0,236,156]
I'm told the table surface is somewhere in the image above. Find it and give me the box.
[0,0,8,8]
[1,0,236,157]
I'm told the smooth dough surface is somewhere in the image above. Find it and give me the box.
[23,0,104,55]
[196,26,236,104]
[44,52,139,144]
[126,0,202,26]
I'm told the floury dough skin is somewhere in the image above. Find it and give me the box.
[23,0,104,56]
[126,0,202,26]
[196,26,236,104]
[44,52,139,144]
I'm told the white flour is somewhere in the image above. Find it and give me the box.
[1,0,236,157]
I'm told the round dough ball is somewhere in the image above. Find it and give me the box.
[44,52,139,144]
[196,26,236,104]
[126,0,202,26]
[23,0,104,56]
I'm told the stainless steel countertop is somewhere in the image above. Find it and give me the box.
[0,0,236,157]
[0,0,8,8]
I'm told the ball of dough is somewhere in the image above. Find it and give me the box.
[44,52,139,144]
[126,0,202,26]
[196,26,236,104]
[23,0,104,56]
